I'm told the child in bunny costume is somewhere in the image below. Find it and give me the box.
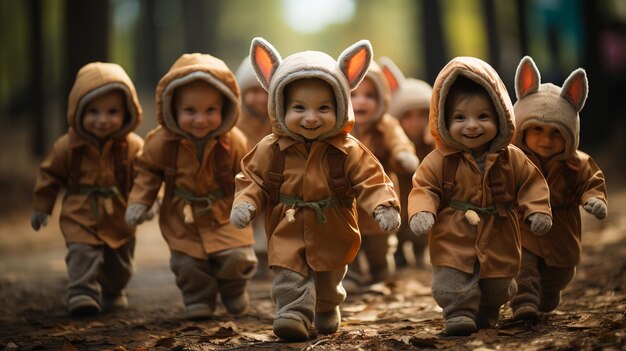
[510,56,608,320]
[408,57,553,335]
[379,56,435,268]
[230,38,401,341]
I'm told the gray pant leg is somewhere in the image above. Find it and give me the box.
[99,238,135,297]
[212,246,257,299]
[362,234,397,283]
[539,264,575,312]
[432,265,480,320]
[271,267,315,329]
[170,250,219,309]
[66,243,104,303]
[314,267,347,313]
[478,277,516,308]
[511,249,542,310]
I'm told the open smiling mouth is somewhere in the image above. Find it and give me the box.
[301,125,321,131]
[462,133,483,139]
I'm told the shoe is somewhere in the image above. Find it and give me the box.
[513,304,539,320]
[185,303,214,320]
[315,307,341,334]
[103,294,128,311]
[68,295,100,316]
[222,292,249,315]
[445,316,477,336]
[539,291,561,312]
[273,316,309,341]
[476,306,500,329]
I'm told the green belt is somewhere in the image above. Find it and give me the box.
[449,198,512,216]
[73,185,120,219]
[279,193,340,224]
[174,187,224,216]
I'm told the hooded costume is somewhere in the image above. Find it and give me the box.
[233,38,399,341]
[128,53,255,318]
[407,57,552,332]
[32,62,143,312]
[510,56,608,318]
[235,55,273,149]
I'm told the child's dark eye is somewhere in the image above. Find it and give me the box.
[87,108,98,114]
[108,108,119,115]
[320,105,332,112]
[454,114,465,122]
[479,114,492,121]
[184,107,194,113]
[532,126,543,132]
[292,104,305,111]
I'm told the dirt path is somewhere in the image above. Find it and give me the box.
[1,188,626,351]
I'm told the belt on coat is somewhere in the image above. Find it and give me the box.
[279,193,340,224]
[449,198,513,215]
[71,185,121,219]
[174,187,224,216]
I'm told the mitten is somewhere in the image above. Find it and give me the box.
[125,203,148,226]
[409,211,435,237]
[373,206,401,232]
[31,211,48,231]
[528,213,552,236]
[583,197,607,219]
[396,151,420,173]
[230,202,256,228]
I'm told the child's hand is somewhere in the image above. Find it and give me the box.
[125,203,148,225]
[396,151,420,173]
[373,206,401,232]
[31,211,48,231]
[409,211,435,237]
[528,213,552,236]
[230,202,256,228]
[583,197,607,219]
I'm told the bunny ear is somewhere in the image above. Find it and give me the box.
[379,56,405,92]
[338,40,373,89]
[249,37,282,91]
[515,56,540,100]
[561,68,588,112]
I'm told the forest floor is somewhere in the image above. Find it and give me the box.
[1,186,625,351]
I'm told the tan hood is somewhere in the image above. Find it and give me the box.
[429,57,515,153]
[156,53,240,139]
[249,37,372,142]
[379,56,432,118]
[68,62,142,144]
[236,55,262,93]
[513,56,588,161]
[362,61,391,124]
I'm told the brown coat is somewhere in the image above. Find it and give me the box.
[408,57,552,278]
[128,53,253,259]
[235,38,400,276]
[32,62,143,248]
[519,152,606,267]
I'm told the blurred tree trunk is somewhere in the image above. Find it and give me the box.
[135,0,159,89]
[421,0,447,84]
[516,0,528,55]
[30,0,44,156]
[65,0,109,119]
[182,0,221,54]
[483,0,500,71]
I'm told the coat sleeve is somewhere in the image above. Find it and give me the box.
[511,147,552,221]
[576,153,607,206]
[32,135,71,214]
[233,141,270,215]
[380,114,417,173]
[346,138,399,216]
[128,129,165,206]
[407,151,443,219]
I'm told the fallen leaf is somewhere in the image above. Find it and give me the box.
[62,341,78,351]
[154,337,176,348]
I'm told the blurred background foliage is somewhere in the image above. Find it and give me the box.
[1,0,625,204]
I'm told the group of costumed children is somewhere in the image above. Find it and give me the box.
[31,37,608,340]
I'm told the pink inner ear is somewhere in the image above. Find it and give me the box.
[382,66,399,91]
[520,64,535,94]
[568,78,582,103]
[347,48,367,83]
[255,47,273,83]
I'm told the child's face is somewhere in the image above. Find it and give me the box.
[82,90,126,140]
[243,86,269,118]
[284,78,337,140]
[524,124,566,159]
[350,77,378,125]
[400,107,429,141]
[175,81,223,139]
[446,92,498,153]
